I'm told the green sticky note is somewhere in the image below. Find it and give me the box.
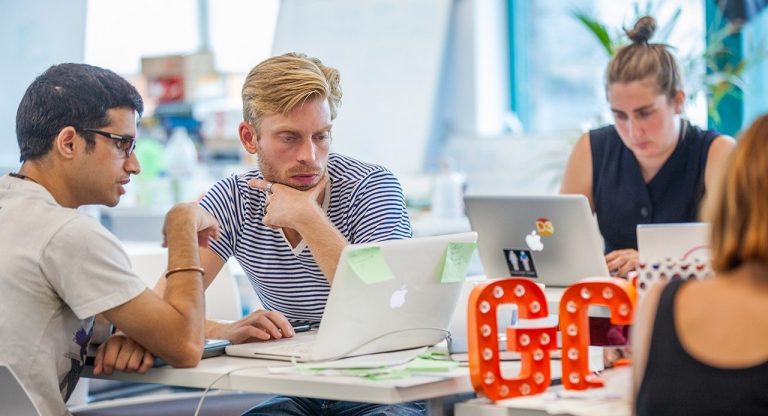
[440,242,477,283]
[406,357,460,372]
[363,369,411,380]
[346,246,395,284]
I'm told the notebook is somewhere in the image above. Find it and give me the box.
[226,232,478,362]
[637,222,710,263]
[464,195,609,286]
[0,364,40,416]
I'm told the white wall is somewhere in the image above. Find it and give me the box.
[0,0,513,177]
[442,0,510,139]
[0,0,87,170]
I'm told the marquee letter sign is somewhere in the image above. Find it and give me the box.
[559,277,635,389]
[467,278,557,400]
[468,277,636,400]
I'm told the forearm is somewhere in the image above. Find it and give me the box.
[161,204,206,345]
[296,210,347,282]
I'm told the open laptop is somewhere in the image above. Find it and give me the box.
[464,195,609,286]
[636,223,712,300]
[0,364,40,416]
[637,223,710,263]
[226,232,478,362]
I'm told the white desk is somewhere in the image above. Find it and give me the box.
[455,393,630,416]
[84,355,474,415]
[83,277,608,414]
[85,350,606,415]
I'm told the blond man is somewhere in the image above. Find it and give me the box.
[156,53,420,415]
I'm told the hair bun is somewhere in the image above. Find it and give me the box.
[625,16,656,44]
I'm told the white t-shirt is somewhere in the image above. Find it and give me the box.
[0,175,146,416]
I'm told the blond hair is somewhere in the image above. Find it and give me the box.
[605,16,682,100]
[242,52,342,131]
[704,114,768,272]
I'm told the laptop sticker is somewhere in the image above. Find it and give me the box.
[503,249,538,278]
[535,218,555,236]
[440,242,478,283]
[346,246,395,284]
[525,230,544,251]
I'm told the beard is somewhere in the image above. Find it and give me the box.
[257,153,325,191]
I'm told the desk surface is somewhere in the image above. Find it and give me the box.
[84,355,474,405]
[85,275,606,409]
[84,350,603,408]
[455,395,630,416]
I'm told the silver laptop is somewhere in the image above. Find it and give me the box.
[226,232,478,362]
[637,223,710,263]
[0,364,40,416]
[464,195,609,286]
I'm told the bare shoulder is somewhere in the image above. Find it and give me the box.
[710,134,736,155]
[559,132,594,204]
[704,135,737,192]
[572,131,593,155]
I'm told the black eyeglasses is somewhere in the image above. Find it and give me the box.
[82,129,137,158]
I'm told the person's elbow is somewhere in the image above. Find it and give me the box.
[163,340,204,368]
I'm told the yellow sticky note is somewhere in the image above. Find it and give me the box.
[440,242,477,283]
[346,246,395,284]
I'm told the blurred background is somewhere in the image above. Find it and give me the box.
[1,0,766,239]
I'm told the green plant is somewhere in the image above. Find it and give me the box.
[571,4,763,127]
[572,3,680,55]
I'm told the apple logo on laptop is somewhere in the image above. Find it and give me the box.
[390,284,408,309]
[525,230,544,251]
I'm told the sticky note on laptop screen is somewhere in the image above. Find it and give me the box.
[440,242,477,283]
[346,246,395,284]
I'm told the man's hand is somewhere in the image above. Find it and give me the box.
[208,310,295,344]
[249,176,328,230]
[162,203,221,248]
[93,333,155,376]
[605,249,639,278]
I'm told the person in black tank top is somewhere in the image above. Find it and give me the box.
[560,16,734,345]
[632,114,768,415]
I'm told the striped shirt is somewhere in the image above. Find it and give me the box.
[200,153,413,320]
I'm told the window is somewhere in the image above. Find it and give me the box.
[84,0,279,75]
[85,0,200,75]
[509,0,707,135]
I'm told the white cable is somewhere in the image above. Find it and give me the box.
[318,327,450,362]
[192,365,263,416]
[193,327,450,414]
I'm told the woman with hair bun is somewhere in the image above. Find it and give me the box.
[561,16,734,280]
[560,16,735,345]
[632,113,768,415]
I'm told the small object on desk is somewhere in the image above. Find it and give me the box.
[288,319,316,333]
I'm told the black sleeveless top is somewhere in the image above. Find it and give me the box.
[636,280,768,416]
[590,122,718,253]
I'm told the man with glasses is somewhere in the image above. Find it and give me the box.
[0,63,220,415]
[154,53,420,415]
[81,128,138,158]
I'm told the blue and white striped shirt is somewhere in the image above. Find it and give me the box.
[200,153,413,320]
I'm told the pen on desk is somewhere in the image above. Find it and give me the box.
[291,323,311,333]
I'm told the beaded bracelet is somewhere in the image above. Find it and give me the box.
[165,266,205,278]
